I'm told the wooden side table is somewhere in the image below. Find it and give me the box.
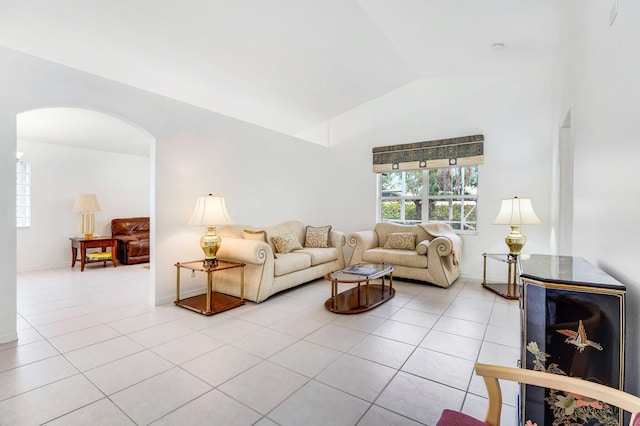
[481,253,520,300]
[70,236,117,271]
[174,260,245,316]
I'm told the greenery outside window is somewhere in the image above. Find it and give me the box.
[379,165,478,232]
[17,161,31,228]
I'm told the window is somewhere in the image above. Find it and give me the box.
[16,161,31,227]
[380,170,424,223]
[379,165,478,232]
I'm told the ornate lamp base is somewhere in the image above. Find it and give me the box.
[200,226,221,267]
[505,225,526,256]
[80,212,95,240]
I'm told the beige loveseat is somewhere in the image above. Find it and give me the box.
[214,220,346,303]
[348,222,462,288]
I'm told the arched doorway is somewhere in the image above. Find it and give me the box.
[16,106,155,299]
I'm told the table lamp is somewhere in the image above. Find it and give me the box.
[493,196,541,256]
[73,194,101,239]
[189,194,233,267]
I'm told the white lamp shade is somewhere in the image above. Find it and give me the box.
[189,194,233,226]
[73,194,101,213]
[493,197,541,225]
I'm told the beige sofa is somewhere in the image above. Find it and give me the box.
[348,222,462,288]
[214,220,346,303]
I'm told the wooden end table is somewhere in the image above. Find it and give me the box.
[70,236,117,271]
[174,260,245,316]
[325,263,395,314]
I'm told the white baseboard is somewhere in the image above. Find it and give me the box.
[0,331,18,344]
[154,287,203,306]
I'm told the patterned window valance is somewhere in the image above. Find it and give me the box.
[372,134,484,172]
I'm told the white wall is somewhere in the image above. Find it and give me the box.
[0,95,17,343]
[326,74,553,278]
[0,46,337,342]
[153,111,336,304]
[552,0,640,394]
[16,139,150,271]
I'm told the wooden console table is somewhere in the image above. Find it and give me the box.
[70,236,117,271]
[174,260,245,316]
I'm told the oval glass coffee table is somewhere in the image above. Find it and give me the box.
[325,263,395,314]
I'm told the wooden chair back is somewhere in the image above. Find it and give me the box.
[475,363,640,426]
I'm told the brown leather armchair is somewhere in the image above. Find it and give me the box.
[111,217,150,265]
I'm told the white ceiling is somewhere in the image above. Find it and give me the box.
[2,0,560,151]
[17,108,152,157]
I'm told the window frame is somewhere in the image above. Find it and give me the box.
[377,165,478,234]
[16,161,31,228]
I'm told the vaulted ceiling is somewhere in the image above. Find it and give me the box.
[1,0,560,147]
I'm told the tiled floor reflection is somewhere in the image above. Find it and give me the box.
[1,265,521,425]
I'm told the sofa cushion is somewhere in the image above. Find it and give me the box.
[363,248,428,268]
[416,239,430,255]
[127,240,149,257]
[383,232,416,250]
[295,247,338,266]
[243,229,267,242]
[436,409,488,426]
[111,217,150,235]
[272,231,304,253]
[111,217,150,265]
[375,222,429,247]
[265,221,305,252]
[132,231,150,240]
[305,225,331,248]
[274,253,312,276]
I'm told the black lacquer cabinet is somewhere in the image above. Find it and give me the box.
[520,255,626,426]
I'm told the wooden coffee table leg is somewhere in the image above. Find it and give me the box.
[365,278,370,305]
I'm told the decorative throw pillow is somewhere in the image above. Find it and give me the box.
[304,225,331,248]
[243,229,267,242]
[271,231,303,254]
[383,232,416,250]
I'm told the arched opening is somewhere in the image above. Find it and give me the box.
[16,106,156,302]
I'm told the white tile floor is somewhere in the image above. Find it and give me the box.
[1,264,521,425]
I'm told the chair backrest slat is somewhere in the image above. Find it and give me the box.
[474,363,640,426]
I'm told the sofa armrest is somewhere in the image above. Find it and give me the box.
[217,238,272,265]
[422,225,462,263]
[113,235,138,244]
[330,230,346,248]
[429,236,454,257]
[348,230,378,250]
[427,235,461,274]
[425,233,462,287]
[347,230,378,265]
[329,230,347,268]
